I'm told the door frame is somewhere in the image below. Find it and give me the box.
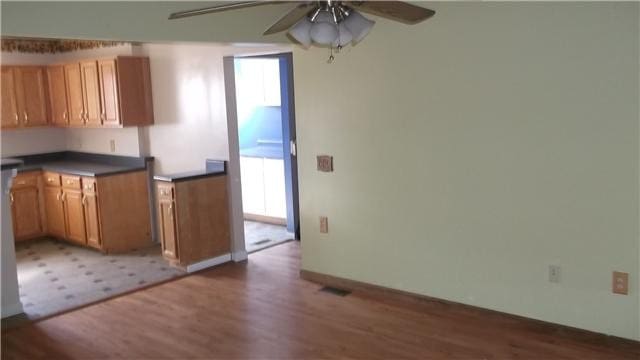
[223,52,300,260]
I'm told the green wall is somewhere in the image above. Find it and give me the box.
[293,2,640,340]
[2,0,639,341]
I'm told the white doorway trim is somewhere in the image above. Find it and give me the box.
[223,56,248,262]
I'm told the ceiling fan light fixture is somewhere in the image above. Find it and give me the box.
[288,17,313,48]
[333,22,353,47]
[343,10,375,44]
[310,21,339,45]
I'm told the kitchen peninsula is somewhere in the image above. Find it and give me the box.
[5,151,153,253]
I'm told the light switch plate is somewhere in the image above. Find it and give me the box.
[320,216,329,234]
[317,155,333,172]
[613,271,629,295]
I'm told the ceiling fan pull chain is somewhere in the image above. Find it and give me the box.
[327,47,335,64]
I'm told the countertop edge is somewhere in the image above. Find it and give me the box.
[153,171,226,183]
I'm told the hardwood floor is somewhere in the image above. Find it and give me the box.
[2,241,639,359]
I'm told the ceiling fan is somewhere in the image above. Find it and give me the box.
[169,1,435,62]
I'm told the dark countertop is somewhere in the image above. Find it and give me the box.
[3,151,152,177]
[153,169,226,183]
[154,159,227,183]
[240,146,283,160]
[18,161,147,177]
[1,158,24,171]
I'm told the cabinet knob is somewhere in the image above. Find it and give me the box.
[23,111,28,124]
[14,113,18,125]
[9,192,14,204]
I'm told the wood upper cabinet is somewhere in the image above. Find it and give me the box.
[64,63,85,126]
[98,60,119,126]
[47,65,69,126]
[3,56,153,129]
[10,173,44,241]
[1,67,19,128]
[113,57,154,126]
[80,61,102,126]
[82,177,101,249]
[14,66,49,127]
[1,66,48,129]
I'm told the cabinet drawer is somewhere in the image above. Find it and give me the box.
[82,177,97,193]
[43,172,61,187]
[12,173,39,189]
[157,183,174,199]
[61,175,81,189]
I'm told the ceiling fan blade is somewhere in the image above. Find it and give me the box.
[346,1,435,25]
[169,1,282,20]
[263,3,317,35]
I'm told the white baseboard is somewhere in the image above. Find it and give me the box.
[232,250,248,262]
[186,253,231,273]
[1,301,23,318]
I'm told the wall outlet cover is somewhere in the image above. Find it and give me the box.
[612,271,629,295]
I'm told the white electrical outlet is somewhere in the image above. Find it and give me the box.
[549,265,561,283]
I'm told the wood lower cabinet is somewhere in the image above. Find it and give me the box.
[63,188,86,245]
[158,197,178,261]
[156,175,230,267]
[43,185,66,238]
[10,172,44,241]
[82,177,101,249]
[11,170,151,254]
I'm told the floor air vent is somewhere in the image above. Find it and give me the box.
[319,286,351,297]
[252,239,271,246]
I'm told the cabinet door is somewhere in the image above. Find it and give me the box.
[63,189,86,245]
[10,187,42,241]
[263,158,287,219]
[80,61,101,126]
[83,192,101,249]
[98,60,120,126]
[158,199,178,260]
[240,156,266,216]
[64,63,85,126]
[15,67,48,127]
[46,65,69,126]
[44,187,66,238]
[1,67,19,128]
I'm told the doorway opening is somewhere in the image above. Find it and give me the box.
[233,54,299,254]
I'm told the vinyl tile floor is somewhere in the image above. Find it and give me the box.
[244,220,295,253]
[15,238,184,319]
